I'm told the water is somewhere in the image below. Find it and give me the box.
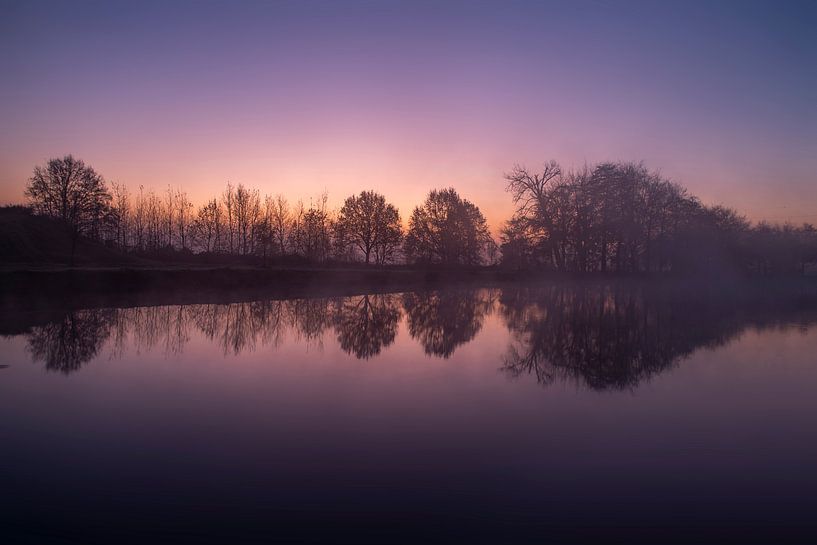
[2,283,817,543]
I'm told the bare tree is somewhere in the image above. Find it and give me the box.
[146,189,162,252]
[174,188,193,251]
[25,155,112,264]
[404,188,492,266]
[502,162,565,269]
[222,182,235,254]
[163,185,174,249]
[291,193,333,262]
[133,185,146,252]
[233,184,261,255]
[502,161,718,273]
[193,198,223,253]
[109,181,130,250]
[373,214,404,265]
[334,190,403,264]
[269,194,291,255]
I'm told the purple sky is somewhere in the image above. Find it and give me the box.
[1,0,815,229]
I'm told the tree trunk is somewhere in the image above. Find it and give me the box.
[70,230,78,267]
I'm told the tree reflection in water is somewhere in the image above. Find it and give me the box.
[333,294,401,359]
[17,284,817,388]
[500,283,817,390]
[26,309,115,374]
[402,290,494,358]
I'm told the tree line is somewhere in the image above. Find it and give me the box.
[24,155,493,266]
[22,154,817,273]
[502,161,817,275]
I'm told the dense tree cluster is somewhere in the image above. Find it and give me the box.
[502,160,817,274]
[21,155,817,273]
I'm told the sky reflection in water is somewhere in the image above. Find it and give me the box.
[2,284,817,542]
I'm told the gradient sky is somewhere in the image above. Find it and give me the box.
[1,0,815,230]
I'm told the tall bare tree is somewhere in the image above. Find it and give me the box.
[193,198,223,253]
[222,182,235,254]
[233,184,261,255]
[109,181,130,250]
[172,188,193,251]
[25,155,112,264]
[291,193,333,262]
[269,194,291,256]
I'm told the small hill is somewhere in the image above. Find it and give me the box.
[0,206,140,268]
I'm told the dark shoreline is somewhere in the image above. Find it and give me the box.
[1,265,815,311]
[0,266,515,311]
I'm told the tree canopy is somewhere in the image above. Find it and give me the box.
[24,155,111,263]
[502,161,757,273]
[334,190,402,264]
[404,188,493,266]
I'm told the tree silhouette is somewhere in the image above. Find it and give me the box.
[25,155,111,264]
[404,188,493,266]
[290,195,333,262]
[16,153,816,273]
[334,191,403,265]
[192,198,224,253]
[502,161,749,273]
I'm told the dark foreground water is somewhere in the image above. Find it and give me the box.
[2,283,817,544]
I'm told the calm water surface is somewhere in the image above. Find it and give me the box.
[2,284,817,543]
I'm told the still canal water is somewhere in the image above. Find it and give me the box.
[2,283,817,543]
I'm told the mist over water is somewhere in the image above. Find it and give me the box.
[3,283,817,542]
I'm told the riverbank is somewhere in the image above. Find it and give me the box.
[0,265,518,311]
[2,264,815,314]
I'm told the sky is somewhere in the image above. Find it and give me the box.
[1,0,815,230]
